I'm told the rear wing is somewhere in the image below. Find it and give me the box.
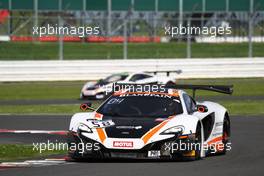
[165,84,233,99]
[112,83,233,99]
[145,70,182,76]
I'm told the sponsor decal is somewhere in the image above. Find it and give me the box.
[215,122,223,126]
[113,141,134,148]
[121,131,130,135]
[148,150,161,158]
[118,93,180,103]
[116,126,142,130]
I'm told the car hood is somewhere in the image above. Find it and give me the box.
[103,116,167,138]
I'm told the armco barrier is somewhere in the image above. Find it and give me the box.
[0,58,263,82]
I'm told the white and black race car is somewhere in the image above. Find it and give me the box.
[80,71,181,100]
[69,84,232,161]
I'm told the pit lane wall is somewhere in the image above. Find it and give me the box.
[0,58,264,81]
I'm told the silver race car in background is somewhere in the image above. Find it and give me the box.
[80,70,182,100]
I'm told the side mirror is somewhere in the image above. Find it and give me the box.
[80,102,95,111]
[196,105,208,113]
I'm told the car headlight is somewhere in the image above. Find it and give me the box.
[160,126,184,135]
[78,123,93,133]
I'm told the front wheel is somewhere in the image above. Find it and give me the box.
[80,93,86,100]
[182,123,202,161]
[194,123,202,160]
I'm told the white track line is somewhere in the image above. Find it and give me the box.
[0,129,67,135]
[0,158,69,168]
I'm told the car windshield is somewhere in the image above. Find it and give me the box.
[97,94,183,118]
[98,74,128,84]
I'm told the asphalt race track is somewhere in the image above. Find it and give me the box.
[1,115,264,176]
[0,115,70,131]
[0,115,69,144]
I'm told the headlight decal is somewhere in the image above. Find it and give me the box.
[78,123,93,133]
[160,125,185,135]
[142,120,169,144]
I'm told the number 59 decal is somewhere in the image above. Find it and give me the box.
[86,119,115,128]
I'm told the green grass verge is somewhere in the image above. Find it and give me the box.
[0,81,85,100]
[0,103,100,115]
[0,78,263,116]
[0,78,263,100]
[0,100,263,116]
[0,104,81,114]
[178,78,264,97]
[0,144,66,162]
[0,42,264,60]
[219,100,264,116]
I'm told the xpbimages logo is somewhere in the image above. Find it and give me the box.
[165,25,232,38]
[102,83,167,95]
[32,140,100,154]
[164,141,232,154]
[32,24,100,37]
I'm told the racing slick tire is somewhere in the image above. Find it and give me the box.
[68,150,83,161]
[182,123,202,161]
[165,81,176,87]
[218,115,231,155]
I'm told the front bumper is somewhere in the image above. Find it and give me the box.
[67,131,196,160]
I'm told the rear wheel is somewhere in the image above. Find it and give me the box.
[219,116,231,154]
[165,81,176,87]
